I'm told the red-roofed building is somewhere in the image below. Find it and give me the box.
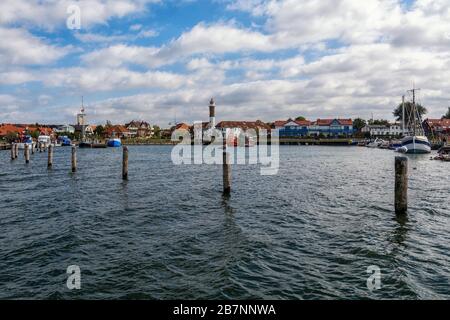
[27,126,54,136]
[308,118,354,137]
[125,120,153,137]
[273,120,288,129]
[276,119,311,137]
[104,125,132,138]
[170,123,193,139]
[173,123,192,131]
[215,121,271,145]
[423,118,450,137]
[0,124,24,138]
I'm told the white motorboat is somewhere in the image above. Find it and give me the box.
[367,138,383,148]
[51,141,62,147]
[38,135,51,148]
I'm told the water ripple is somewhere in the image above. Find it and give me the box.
[0,146,449,299]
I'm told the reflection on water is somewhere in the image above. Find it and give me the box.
[392,215,409,248]
[0,146,449,299]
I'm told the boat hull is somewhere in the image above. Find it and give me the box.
[107,139,122,147]
[79,142,92,148]
[401,136,431,154]
[17,142,33,150]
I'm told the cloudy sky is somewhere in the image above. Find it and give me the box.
[1,0,450,126]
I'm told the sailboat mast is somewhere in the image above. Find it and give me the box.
[412,89,416,136]
[402,95,405,136]
[407,87,420,136]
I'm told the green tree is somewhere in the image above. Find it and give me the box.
[153,125,161,138]
[94,125,105,136]
[5,132,18,143]
[30,130,40,139]
[368,119,389,126]
[295,116,306,121]
[443,107,450,119]
[393,102,427,122]
[353,118,367,131]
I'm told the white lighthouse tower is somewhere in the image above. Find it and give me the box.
[77,97,86,126]
[76,97,87,139]
[209,98,216,129]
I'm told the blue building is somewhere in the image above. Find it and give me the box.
[276,118,354,137]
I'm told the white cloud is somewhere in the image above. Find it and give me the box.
[0,27,68,66]
[74,32,131,43]
[81,22,278,68]
[0,0,161,30]
[0,70,36,85]
[2,0,450,124]
[75,27,158,43]
[41,67,188,91]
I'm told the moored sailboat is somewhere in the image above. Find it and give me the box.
[398,89,431,154]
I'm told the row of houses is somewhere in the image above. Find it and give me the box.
[423,118,450,137]
[274,118,354,137]
[0,120,154,140]
[171,118,354,140]
[361,123,403,137]
[0,124,54,139]
[361,118,450,138]
[170,102,357,140]
[101,121,154,138]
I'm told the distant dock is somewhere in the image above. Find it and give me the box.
[0,143,12,150]
[279,138,356,146]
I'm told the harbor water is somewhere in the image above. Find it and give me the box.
[0,146,449,299]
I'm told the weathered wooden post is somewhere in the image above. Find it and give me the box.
[122,146,129,180]
[71,146,77,173]
[48,145,53,168]
[39,142,43,153]
[31,142,35,155]
[11,143,15,160]
[15,143,19,159]
[24,144,30,164]
[222,130,231,195]
[395,156,408,214]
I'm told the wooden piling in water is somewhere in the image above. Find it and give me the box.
[71,146,77,173]
[223,151,231,195]
[48,145,53,168]
[15,143,18,159]
[11,143,15,160]
[395,156,408,214]
[222,130,231,195]
[122,146,129,180]
[39,142,43,153]
[24,144,30,164]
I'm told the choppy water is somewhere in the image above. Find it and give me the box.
[0,146,449,299]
